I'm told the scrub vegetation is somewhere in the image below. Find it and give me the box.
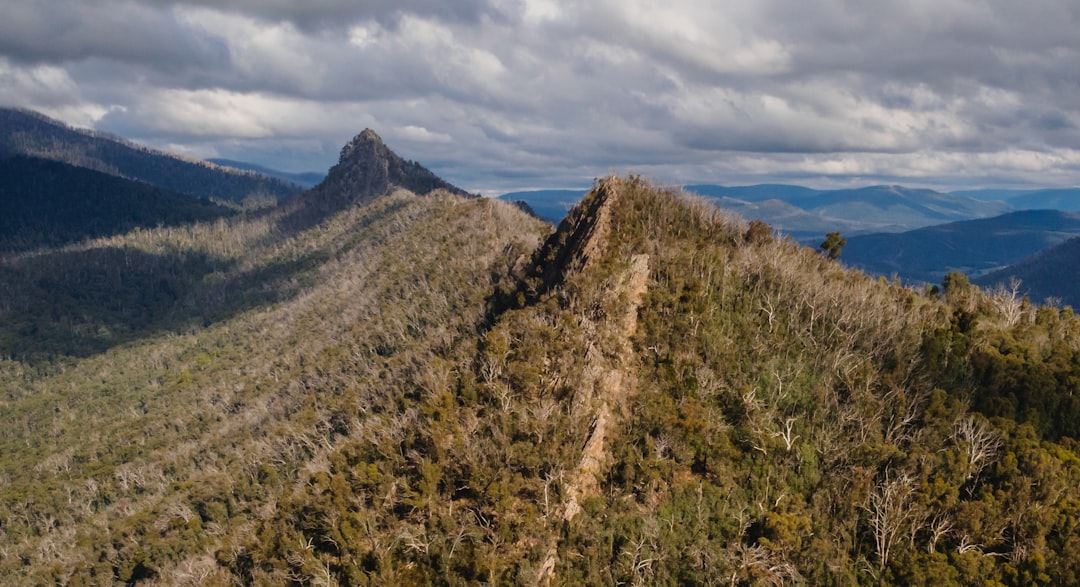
[2,172,1080,586]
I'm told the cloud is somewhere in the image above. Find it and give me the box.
[0,1,228,71]
[159,0,502,31]
[2,0,1080,192]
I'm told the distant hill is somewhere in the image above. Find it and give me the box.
[841,209,1080,285]
[0,155,232,252]
[948,187,1080,210]
[684,183,822,202]
[706,196,885,240]
[680,183,1014,238]
[497,185,823,225]
[948,188,1028,201]
[208,158,324,188]
[497,189,588,223]
[975,236,1080,307]
[1008,188,1080,211]
[0,107,302,203]
[797,185,1013,230]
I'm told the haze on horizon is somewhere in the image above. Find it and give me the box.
[2,0,1079,195]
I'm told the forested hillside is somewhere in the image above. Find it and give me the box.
[0,186,547,584]
[0,108,302,203]
[976,236,1080,308]
[841,209,1080,284]
[0,156,232,253]
[3,160,1080,585]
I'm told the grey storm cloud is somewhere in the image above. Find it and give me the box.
[2,0,1080,192]
[0,1,228,70]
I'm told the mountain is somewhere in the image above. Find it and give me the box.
[303,128,472,205]
[841,209,1080,284]
[281,128,474,231]
[0,107,302,203]
[497,189,588,223]
[3,137,1080,586]
[0,155,232,252]
[208,158,325,188]
[975,236,1080,307]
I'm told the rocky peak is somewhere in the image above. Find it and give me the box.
[306,128,472,209]
[338,128,387,164]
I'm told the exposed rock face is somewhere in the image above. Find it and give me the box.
[523,176,621,299]
[530,178,652,585]
[281,128,473,231]
[305,128,472,208]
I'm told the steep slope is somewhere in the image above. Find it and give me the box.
[0,107,302,203]
[975,235,1080,307]
[842,209,1080,284]
[0,155,232,252]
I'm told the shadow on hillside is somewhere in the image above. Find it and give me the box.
[0,244,326,363]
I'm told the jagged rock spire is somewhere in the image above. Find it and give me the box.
[305,128,471,209]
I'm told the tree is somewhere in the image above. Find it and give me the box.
[820,231,846,260]
[865,473,918,572]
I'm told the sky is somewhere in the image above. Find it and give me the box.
[2,0,1080,195]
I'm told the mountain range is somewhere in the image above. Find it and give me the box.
[2,104,1078,304]
[3,126,1080,585]
[7,114,1080,586]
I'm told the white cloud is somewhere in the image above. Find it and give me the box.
[397,125,452,143]
[3,0,1080,191]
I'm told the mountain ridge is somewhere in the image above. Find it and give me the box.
[0,106,302,202]
[0,155,232,253]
